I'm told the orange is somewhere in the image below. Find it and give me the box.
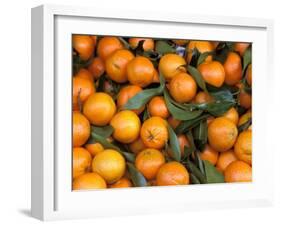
[186,41,214,64]
[127,56,154,87]
[158,53,186,81]
[172,39,188,46]
[168,134,190,157]
[168,116,181,130]
[199,144,219,165]
[194,91,213,104]
[73,76,95,110]
[91,36,97,45]
[75,68,94,82]
[73,147,92,179]
[88,57,105,80]
[73,172,107,190]
[85,142,104,157]
[105,49,134,83]
[135,148,165,180]
[216,150,238,172]
[73,111,90,147]
[83,92,116,126]
[140,117,168,149]
[128,137,147,154]
[238,111,251,126]
[97,36,123,61]
[234,130,252,165]
[223,107,239,125]
[169,72,197,103]
[208,117,238,152]
[237,83,252,109]
[224,160,252,182]
[110,110,141,143]
[109,177,133,188]
[246,64,252,86]
[198,61,225,87]
[234,42,250,56]
[152,68,160,83]
[117,85,144,115]
[148,96,170,119]
[212,41,219,49]
[223,52,242,85]
[92,149,126,184]
[73,35,95,61]
[156,162,189,186]
[129,38,154,51]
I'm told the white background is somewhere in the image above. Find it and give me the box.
[0,0,280,225]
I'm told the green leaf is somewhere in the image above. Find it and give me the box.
[187,65,208,93]
[189,48,200,67]
[127,163,147,187]
[194,151,205,175]
[238,117,252,133]
[243,46,252,72]
[155,40,176,55]
[91,125,113,138]
[210,89,234,102]
[185,159,206,184]
[123,73,165,110]
[205,101,235,116]
[203,160,224,183]
[190,173,201,184]
[193,120,208,151]
[91,132,135,162]
[163,89,203,120]
[197,51,213,66]
[167,125,181,162]
[175,114,210,134]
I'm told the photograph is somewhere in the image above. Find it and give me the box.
[72,35,252,190]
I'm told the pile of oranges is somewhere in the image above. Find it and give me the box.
[72,35,252,190]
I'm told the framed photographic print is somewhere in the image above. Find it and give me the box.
[31,4,274,221]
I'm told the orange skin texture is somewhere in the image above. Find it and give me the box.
[85,142,104,157]
[186,41,214,64]
[194,91,213,104]
[110,110,141,144]
[135,149,165,180]
[158,53,186,81]
[97,36,123,61]
[73,76,95,111]
[148,96,170,119]
[152,68,160,83]
[105,49,134,83]
[237,83,252,109]
[117,85,144,115]
[238,111,251,127]
[168,134,190,158]
[246,64,252,86]
[169,72,197,103]
[234,43,250,56]
[109,177,133,188]
[156,162,190,186]
[234,130,252,165]
[88,57,105,80]
[198,61,225,87]
[73,35,95,61]
[140,117,168,149]
[223,52,242,85]
[199,144,219,165]
[208,117,238,152]
[127,56,154,88]
[73,147,92,179]
[216,150,238,172]
[83,92,116,126]
[128,136,147,154]
[223,107,239,125]
[129,38,155,51]
[75,68,94,82]
[73,111,90,147]
[167,116,181,130]
[73,173,107,190]
[224,160,252,183]
[92,149,126,184]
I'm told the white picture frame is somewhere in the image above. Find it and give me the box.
[31,4,274,221]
